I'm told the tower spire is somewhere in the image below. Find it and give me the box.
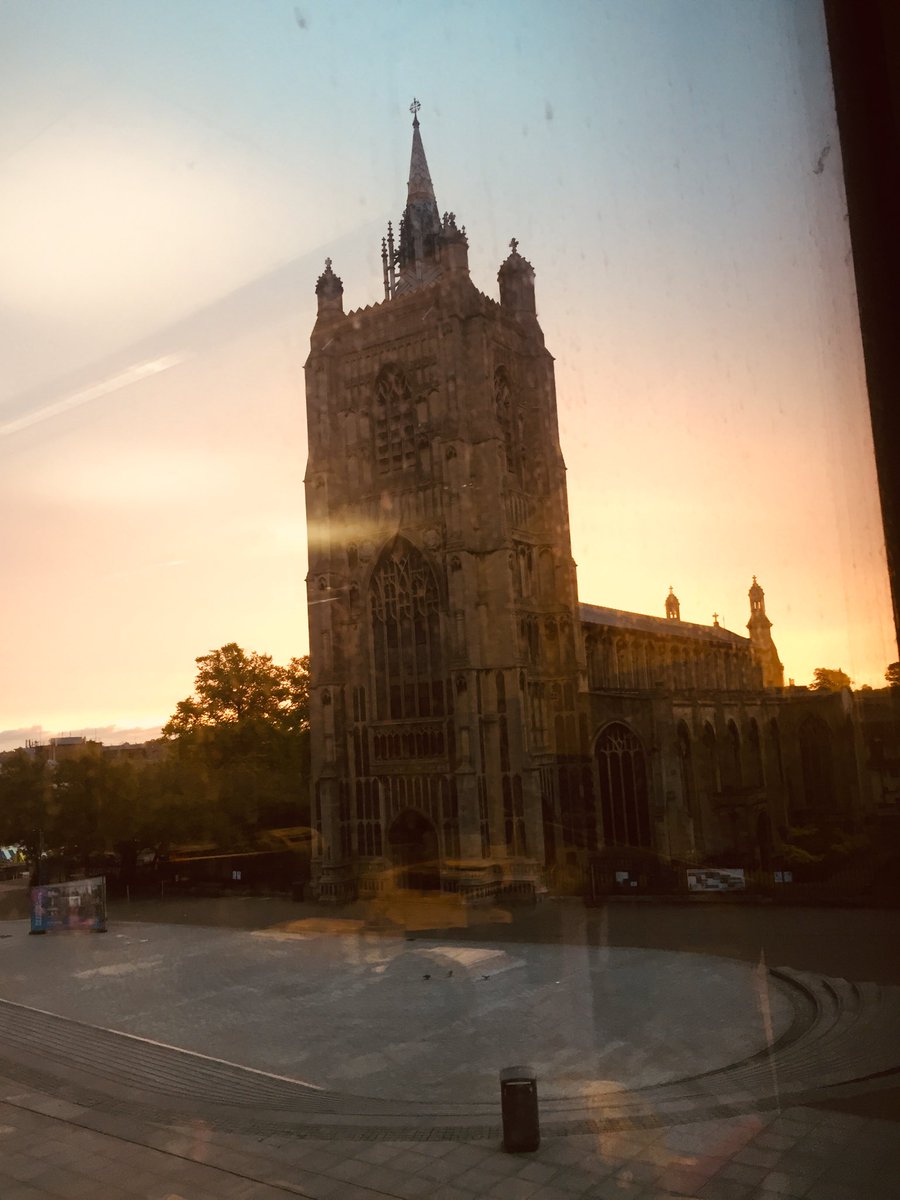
[387,99,447,296]
[407,97,436,205]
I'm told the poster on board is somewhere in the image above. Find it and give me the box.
[686,868,746,892]
[30,877,108,933]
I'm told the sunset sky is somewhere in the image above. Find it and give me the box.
[1,0,894,751]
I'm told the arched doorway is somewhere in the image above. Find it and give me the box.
[387,808,440,890]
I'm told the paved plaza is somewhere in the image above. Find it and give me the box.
[0,891,898,1198]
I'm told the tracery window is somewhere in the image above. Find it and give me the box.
[799,716,836,813]
[701,722,719,794]
[722,719,742,789]
[677,721,694,813]
[768,718,784,782]
[355,779,383,857]
[374,363,415,474]
[596,722,652,849]
[748,718,764,787]
[370,537,445,720]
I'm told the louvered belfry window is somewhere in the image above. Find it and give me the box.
[375,363,416,474]
[370,537,445,720]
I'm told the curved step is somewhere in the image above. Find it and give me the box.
[2,970,900,1136]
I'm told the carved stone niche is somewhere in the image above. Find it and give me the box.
[423,528,441,551]
[455,674,468,694]
[449,555,462,572]
[317,576,328,591]
[322,690,332,706]
[445,445,457,460]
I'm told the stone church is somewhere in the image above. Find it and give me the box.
[304,108,864,902]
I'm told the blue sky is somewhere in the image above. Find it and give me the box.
[0,0,893,747]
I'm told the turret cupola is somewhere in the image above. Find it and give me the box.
[311,257,345,346]
[315,257,344,313]
[746,575,785,688]
[498,237,537,315]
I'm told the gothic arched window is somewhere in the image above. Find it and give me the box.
[677,721,694,813]
[799,716,836,813]
[374,363,415,475]
[370,537,445,720]
[595,722,652,849]
[747,718,763,787]
[722,719,742,789]
[701,722,719,794]
[768,718,784,782]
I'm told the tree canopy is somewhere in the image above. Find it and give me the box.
[886,662,900,689]
[164,643,309,737]
[0,645,311,867]
[163,644,310,841]
[809,667,853,692]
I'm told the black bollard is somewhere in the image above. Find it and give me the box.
[500,1065,540,1152]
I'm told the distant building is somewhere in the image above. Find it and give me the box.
[304,108,875,901]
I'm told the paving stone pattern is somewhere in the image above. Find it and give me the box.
[1,914,899,1198]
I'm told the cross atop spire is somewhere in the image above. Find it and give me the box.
[410,97,421,124]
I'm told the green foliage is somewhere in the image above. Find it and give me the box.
[0,645,310,866]
[0,746,145,866]
[163,644,311,845]
[164,644,309,737]
[0,750,53,860]
[809,667,853,692]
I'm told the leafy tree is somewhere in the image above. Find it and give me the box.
[163,645,310,843]
[52,748,145,869]
[809,667,853,692]
[886,662,900,689]
[164,644,309,734]
[0,750,54,862]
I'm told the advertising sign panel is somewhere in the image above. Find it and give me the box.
[686,868,746,892]
[30,877,108,933]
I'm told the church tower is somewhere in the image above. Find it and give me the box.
[746,576,784,688]
[304,104,585,901]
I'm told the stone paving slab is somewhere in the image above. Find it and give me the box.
[0,918,794,1105]
[1,1079,899,1200]
[1,908,899,1197]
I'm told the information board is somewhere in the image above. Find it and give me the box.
[686,868,746,892]
[30,877,108,933]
